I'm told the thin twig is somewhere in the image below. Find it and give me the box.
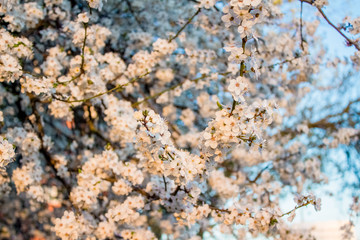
[54,71,150,103]
[125,0,146,32]
[258,54,305,70]
[162,175,167,192]
[56,23,88,86]
[246,164,271,184]
[29,95,72,199]
[80,23,88,75]
[280,201,312,217]
[229,37,247,117]
[132,72,230,107]
[132,74,204,107]
[300,0,360,51]
[300,1,305,50]
[86,105,115,148]
[168,8,201,43]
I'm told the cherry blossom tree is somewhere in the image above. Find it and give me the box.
[0,0,359,239]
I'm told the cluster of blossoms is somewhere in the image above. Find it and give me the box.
[228,76,249,102]
[342,14,360,67]
[53,211,91,240]
[287,193,322,222]
[313,0,329,8]
[201,99,275,164]
[175,200,316,238]
[0,29,33,83]
[221,0,264,68]
[0,137,15,168]
[0,0,359,239]
[134,109,205,185]
[323,128,360,148]
[2,2,44,31]
[103,96,138,145]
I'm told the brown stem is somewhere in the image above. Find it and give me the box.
[54,71,150,103]
[132,72,230,107]
[300,1,305,50]
[29,95,72,199]
[125,0,146,32]
[168,8,201,43]
[229,37,247,117]
[56,23,88,86]
[300,0,360,51]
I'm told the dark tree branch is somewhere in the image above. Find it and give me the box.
[300,0,360,51]
[300,1,305,50]
[168,8,201,43]
[124,0,146,32]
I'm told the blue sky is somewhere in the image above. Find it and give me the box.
[281,0,360,238]
[199,1,360,239]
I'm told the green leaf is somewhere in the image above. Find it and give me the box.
[142,110,149,117]
[216,101,223,110]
